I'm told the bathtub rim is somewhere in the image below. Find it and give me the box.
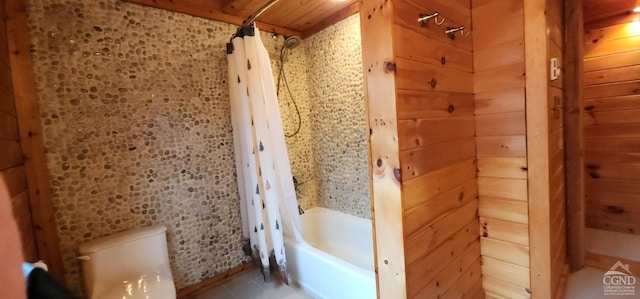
[283,206,376,298]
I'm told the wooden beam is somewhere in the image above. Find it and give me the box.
[564,0,585,272]
[4,0,65,281]
[301,1,359,38]
[524,0,552,297]
[360,0,406,298]
[123,0,302,38]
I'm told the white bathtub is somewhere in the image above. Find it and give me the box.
[284,207,376,299]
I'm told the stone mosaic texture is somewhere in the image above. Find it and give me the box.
[26,0,253,292]
[303,14,370,219]
[270,36,320,212]
[25,0,367,293]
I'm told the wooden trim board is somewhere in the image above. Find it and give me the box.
[585,251,640,273]
[524,0,552,297]
[360,0,406,298]
[563,0,585,272]
[4,0,65,281]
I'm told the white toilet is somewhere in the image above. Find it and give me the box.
[78,225,177,299]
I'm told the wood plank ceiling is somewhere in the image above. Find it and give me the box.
[125,0,639,37]
[583,0,639,23]
[124,0,359,38]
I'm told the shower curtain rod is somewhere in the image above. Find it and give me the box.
[242,0,280,27]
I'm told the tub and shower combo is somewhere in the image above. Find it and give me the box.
[284,207,377,299]
[225,1,374,296]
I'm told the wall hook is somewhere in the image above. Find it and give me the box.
[418,12,445,26]
[445,26,470,40]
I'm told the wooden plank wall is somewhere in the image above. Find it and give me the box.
[546,0,569,298]
[393,0,482,297]
[472,1,530,298]
[0,0,38,262]
[583,11,640,234]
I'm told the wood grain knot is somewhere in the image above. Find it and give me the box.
[447,105,455,113]
[441,56,446,65]
[385,61,396,72]
[605,206,624,214]
[430,78,437,88]
[393,168,401,183]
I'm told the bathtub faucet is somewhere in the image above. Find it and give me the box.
[298,205,305,215]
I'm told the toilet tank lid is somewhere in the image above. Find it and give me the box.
[79,225,167,254]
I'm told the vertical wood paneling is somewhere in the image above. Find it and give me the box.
[360,0,405,297]
[0,0,38,263]
[583,9,640,236]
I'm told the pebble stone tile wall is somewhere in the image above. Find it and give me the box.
[271,36,319,211]
[304,14,370,219]
[24,0,365,294]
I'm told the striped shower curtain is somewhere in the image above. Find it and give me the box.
[226,25,302,283]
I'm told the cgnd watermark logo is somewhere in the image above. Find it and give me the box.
[603,261,636,296]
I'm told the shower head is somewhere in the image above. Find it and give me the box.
[283,36,302,50]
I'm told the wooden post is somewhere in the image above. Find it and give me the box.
[564,0,585,272]
[524,0,552,297]
[4,0,65,281]
[360,0,406,298]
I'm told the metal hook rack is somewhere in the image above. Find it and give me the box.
[418,12,445,26]
[445,26,470,40]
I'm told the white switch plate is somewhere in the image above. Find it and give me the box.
[550,58,560,80]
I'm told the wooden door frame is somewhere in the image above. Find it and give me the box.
[524,0,554,296]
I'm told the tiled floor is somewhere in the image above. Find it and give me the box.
[194,269,316,299]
